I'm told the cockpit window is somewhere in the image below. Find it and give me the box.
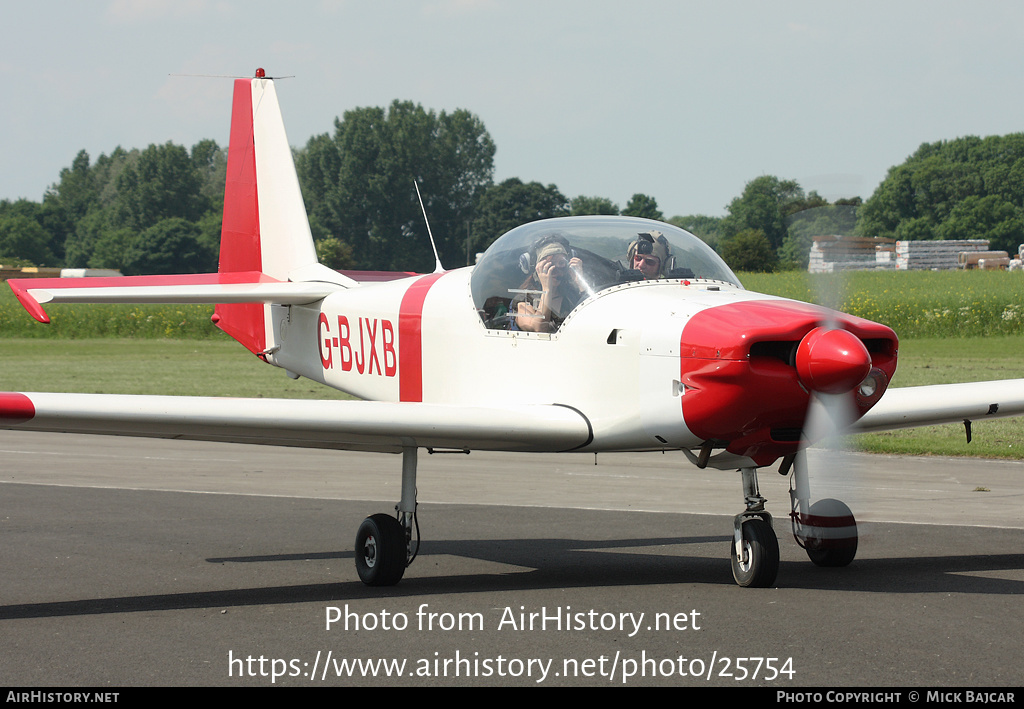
[471,216,741,330]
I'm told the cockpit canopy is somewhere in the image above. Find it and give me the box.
[471,216,741,330]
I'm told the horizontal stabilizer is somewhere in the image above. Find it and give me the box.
[7,273,343,323]
[0,392,593,454]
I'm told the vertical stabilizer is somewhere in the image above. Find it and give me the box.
[215,74,319,354]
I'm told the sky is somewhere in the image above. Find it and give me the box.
[3,1,1024,219]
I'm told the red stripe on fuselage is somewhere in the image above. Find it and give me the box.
[398,273,445,402]
[0,393,35,424]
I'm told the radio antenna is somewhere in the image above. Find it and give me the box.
[414,181,445,274]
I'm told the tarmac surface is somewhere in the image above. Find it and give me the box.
[1,430,1022,687]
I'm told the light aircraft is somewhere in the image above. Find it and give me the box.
[4,70,1024,588]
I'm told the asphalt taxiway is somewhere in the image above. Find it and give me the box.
[1,431,1021,686]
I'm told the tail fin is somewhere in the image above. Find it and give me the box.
[214,75,321,354]
[9,74,346,337]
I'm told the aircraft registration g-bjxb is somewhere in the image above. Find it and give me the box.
[5,70,1024,588]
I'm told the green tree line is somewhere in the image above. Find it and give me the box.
[4,101,1024,275]
[1,140,225,275]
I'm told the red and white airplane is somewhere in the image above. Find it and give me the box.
[5,71,1024,588]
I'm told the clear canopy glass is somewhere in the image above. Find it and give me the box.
[471,216,740,330]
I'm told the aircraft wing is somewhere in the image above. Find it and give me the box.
[0,392,592,454]
[851,379,1024,433]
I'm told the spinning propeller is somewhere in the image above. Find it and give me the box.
[789,247,876,569]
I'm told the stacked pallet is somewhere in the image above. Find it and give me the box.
[0,266,121,282]
[959,250,1008,268]
[977,256,1011,270]
[959,251,1010,269]
[0,266,61,282]
[808,236,896,273]
[895,240,988,270]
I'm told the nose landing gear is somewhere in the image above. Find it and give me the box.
[731,467,780,587]
[731,515,780,587]
[729,455,860,587]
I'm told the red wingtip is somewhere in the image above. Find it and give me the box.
[0,393,36,424]
[7,280,50,323]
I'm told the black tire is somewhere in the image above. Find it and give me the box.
[730,517,780,588]
[355,514,407,586]
[804,498,858,568]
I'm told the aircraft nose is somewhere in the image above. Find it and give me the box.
[795,327,872,395]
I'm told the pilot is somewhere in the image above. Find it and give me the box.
[513,235,584,332]
[627,231,672,279]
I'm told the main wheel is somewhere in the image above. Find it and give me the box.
[730,517,780,588]
[804,498,858,568]
[355,513,407,586]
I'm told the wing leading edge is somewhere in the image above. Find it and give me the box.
[852,379,1024,433]
[2,382,1022,458]
[0,392,592,454]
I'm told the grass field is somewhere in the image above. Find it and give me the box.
[1,270,1022,458]
[0,289,215,339]
[0,338,350,399]
[741,269,1024,338]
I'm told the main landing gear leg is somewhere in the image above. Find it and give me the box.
[789,451,858,567]
[354,446,419,586]
[730,466,780,588]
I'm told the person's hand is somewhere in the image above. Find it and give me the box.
[537,256,566,290]
[516,300,548,332]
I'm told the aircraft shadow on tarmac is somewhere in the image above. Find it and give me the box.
[2,530,1022,620]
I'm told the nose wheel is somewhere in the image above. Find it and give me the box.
[731,516,780,587]
[730,467,780,587]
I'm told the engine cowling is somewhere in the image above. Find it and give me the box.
[679,300,898,466]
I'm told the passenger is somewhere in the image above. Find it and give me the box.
[513,235,585,332]
[626,231,672,279]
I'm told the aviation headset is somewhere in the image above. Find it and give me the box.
[626,231,674,275]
